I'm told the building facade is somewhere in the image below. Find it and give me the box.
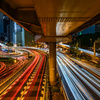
[0,12,4,41]
[0,12,35,46]
[0,12,4,34]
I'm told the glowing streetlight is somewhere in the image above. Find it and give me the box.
[14,59,17,63]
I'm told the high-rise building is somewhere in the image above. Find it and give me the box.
[22,29,35,46]
[16,24,22,46]
[10,20,14,43]
[0,12,4,41]
[12,22,23,46]
[3,15,10,42]
[0,12,4,34]
[7,24,10,42]
[0,12,35,46]
[95,23,100,33]
[3,15,10,34]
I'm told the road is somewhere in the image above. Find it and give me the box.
[59,43,100,57]
[57,52,100,100]
[0,49,47,100]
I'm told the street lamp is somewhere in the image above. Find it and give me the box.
[14,59,17,63]
[80,51,83,60]
[80,51,83,53]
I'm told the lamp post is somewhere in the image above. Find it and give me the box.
[80,51,83,60]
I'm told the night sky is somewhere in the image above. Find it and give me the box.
[77,25,95,35]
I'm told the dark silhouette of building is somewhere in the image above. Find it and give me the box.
[0,12,4,41]
[0,12,4,33]
[3,15,10,42]
[95,23,100,33]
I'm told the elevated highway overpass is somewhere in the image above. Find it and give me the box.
[0,0,100,85]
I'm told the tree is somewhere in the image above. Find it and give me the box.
[70,44,75,54]
[74,42,79,57]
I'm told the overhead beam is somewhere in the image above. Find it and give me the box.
[0,0,42,35]
[70,13,100,35]
[17,7,35,11]
[0,0,33,35]
[36,36,72,42]
[15,10,40,26]
[18,23,35,35]
[29,25,43,35]
[18,23,43,35]
[17,20,43,34]
[0,0,15,19]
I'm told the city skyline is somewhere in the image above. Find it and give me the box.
[0,12,35,46]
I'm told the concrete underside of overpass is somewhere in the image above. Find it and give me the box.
[0,0,100,85]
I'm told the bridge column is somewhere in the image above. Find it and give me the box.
[49,42,57,85]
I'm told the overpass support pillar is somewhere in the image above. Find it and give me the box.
[49,42,57,85]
